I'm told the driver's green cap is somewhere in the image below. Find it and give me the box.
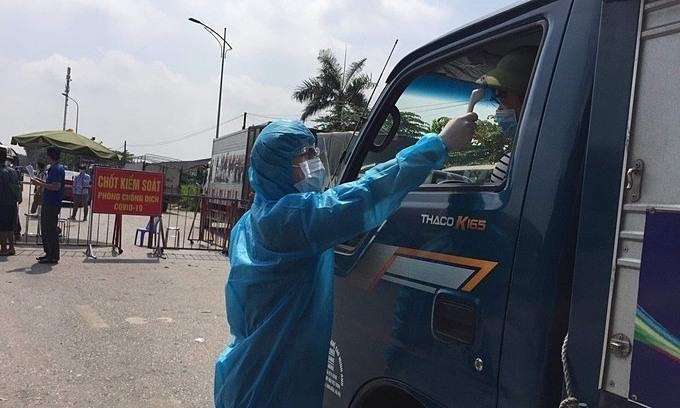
[477,46,538,96]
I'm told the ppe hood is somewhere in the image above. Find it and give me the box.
[249,120,316,201]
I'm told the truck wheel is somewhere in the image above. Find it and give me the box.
[351,385,426,408]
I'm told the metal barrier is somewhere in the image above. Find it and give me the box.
[18,180,115,247]
[17,183,247,252]
[163,194,248,251]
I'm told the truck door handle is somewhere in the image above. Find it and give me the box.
[431,291,476,344]
[625,159,644,202]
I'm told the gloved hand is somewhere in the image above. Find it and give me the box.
[439,112,478,151]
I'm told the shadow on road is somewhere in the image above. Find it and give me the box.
[6,263,54,275]
[83,258,161,264]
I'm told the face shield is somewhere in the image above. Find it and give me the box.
[293,146,327,193]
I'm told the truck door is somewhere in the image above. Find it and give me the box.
[326,3,572,407]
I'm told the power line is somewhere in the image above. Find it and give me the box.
[399,101,472,116]
[128,114,243,148]
[402,100,466,110]
[248,112,300,120]
[402,101,469,112]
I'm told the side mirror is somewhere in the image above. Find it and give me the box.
[371,106,401,152]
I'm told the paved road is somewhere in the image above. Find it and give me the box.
[0,248,230,407]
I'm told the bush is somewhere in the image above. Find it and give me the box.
[179,183,202,211]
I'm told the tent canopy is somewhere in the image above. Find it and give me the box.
[10,130,121,160]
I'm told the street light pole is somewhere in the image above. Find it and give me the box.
[62,93,80,133]
[216,26,226,140]
[188,17,232,139]
[62,66,71,130]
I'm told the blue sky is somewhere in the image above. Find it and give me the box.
[0,0,518,160]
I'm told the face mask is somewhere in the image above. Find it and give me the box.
[495,109,518,138]
[294,157,327,193]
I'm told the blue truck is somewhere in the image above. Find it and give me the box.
[324,0,680,407]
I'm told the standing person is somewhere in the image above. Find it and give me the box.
[30,146,65,265]
[6,154,24,240]
[70,163,91,221]
[0,147,21,256]
[213,115,477,408]
[28,161,46,215]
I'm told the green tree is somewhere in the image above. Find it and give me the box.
[398,111,429,136]
[377,111,429,145]
[429,116,450,134]
[114,150,135,166]
[432,116,508,166]
[293,49,373,131]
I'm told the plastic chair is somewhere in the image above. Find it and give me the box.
[135,217,160,247]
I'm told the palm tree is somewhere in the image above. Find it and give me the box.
[293,49,372,131]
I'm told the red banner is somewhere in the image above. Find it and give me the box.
[91,167,164,216]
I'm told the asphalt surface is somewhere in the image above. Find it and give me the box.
[0,247,231,408]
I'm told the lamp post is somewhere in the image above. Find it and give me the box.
[62,66,71,130]
[61,92,79,133]
[189,17,232,139]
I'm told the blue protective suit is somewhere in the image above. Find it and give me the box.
[214,120,448,407]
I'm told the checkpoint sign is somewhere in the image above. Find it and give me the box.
[91,167,164,216]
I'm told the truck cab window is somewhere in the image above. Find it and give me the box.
[359,30,541,187]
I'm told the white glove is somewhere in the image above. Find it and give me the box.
[439,112,478,151]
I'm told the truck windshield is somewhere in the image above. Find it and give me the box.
[359,28,541,186]
[361,76,503,185]
[399,75,498,127]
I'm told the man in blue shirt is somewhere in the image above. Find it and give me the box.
[70,163,91,221]
[30,146,65,264]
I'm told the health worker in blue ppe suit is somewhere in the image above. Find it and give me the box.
[214,115,477,408]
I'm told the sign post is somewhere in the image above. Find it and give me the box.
[85,167,165,259]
